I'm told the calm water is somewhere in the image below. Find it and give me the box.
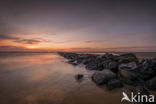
[0,53,155,104]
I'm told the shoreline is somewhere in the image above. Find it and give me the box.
[58,52,156,102]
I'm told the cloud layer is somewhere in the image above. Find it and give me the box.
[0,0,156,52]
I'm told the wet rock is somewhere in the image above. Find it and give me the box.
[120,53,137,58]
[91,69,116,85]
[95,55,103,63]
[118,53,138,64]
[108,61,118,70]
[59,52,156,89]
[103,60,111,69]
[119,68,137,80]
[118,68,139,85]
[68,60,78,65]
[138,68,154,81]
[76,56,85,64]
[119,62,137,70]
[82,55,97,65]
[75,74,84,81]
[96,62,104,70]
[107,79,123,90]
[95,56,105,70]
[85,61,98,70]
[146,77,156,91]
[142,59,153,69]
[102,53,114,60]
[151,58,156,68]
[137,59,155,80]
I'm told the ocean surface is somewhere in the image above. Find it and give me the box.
[0,52,155,104]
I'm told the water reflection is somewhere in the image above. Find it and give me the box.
[0,53,150,104]
[0,53,92,104]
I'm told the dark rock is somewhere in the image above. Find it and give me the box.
[118,53,138,64]
[119,69,138,80]
[103,60,111,69]
[118,68,140,85]
[85,61,98,70]
[137,59,155,80]
[138,68,154,81]
[68,60,78,65]
[107,79,123,90]
[119,62,137,70]
[146,77,156,91]
[108,61,118,69]
[151,58,156,75]
[59,52,156,90]
[82,55,97,65]
[96,62,104,70]
[95,55,103,63]
[120,53,137,58]
[91,69,116,85]
[102,53,114,59]
[75,74,84,81]
[152,58,156,68]
[95,56,105,70]
[142,59,152,70]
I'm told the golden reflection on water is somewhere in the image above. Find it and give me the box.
[0,53,92,104]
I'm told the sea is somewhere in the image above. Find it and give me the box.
[0,52,155,104]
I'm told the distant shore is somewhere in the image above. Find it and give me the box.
[0,51,156,58]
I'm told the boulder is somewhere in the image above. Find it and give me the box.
[96,62,104,70]
[91,69,116,85]
[119,62,137,70]
[68,60,78,65]
[103,53,114,59]
[119,69,138,80]
[137,59,155,80]
[142,59,153,70]
[75,74,84,81]
[118,53,138,64]
[152,58,156,68]
[85,61,98,70]
[82,56,96,65]
[138,68,154,81]
[118,68,140,85]
[107,79,123,90]
[146,77,156,91]
[108,61,118,69]
[120,53,137,58]
[103,60,111,69]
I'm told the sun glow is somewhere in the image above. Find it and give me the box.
[26,45,38,49]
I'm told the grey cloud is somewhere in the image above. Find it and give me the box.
[13,39,46,44]
[0,45,25,51]
[0,34,18,40]
[0,34,47,45]
[85,40,105,43]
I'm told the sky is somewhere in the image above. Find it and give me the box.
[0,0,156,52]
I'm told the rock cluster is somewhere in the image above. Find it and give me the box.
[58,52,156,92]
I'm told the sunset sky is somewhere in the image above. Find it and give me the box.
[0,0,156,52]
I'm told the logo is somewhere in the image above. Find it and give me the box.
[121,92,155,103]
